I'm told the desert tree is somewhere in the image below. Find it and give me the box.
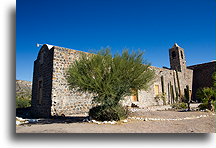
[67,48,155,121]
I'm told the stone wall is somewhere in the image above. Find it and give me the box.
[51,46,94,116]
[169,44,187,72]
[122,66,193,108]
[31,44,194,118]
[188,61,216,101]
[31,45,53,117]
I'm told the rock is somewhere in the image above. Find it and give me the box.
[24,121,29,124]
[28,119,39,123]
[122,119,128,123]
[82,118,89,122]
[110,121,116,125]
[16,117,26,122]
[91,120,96,123]
[16,121,21,125]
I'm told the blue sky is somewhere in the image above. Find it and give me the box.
[16,0,216,81]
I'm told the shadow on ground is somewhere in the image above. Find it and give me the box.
[16,107,88,124]
[31,116,88,124]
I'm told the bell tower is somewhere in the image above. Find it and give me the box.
[169,43,187,72]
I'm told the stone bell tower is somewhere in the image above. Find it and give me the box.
[169,43,187,72]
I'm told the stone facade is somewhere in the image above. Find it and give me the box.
[121,44,193,108]
[31,45,94,117]
[51,47,94,117]
[122,66,193,108]
[31,45,54,117]
[31,43,194,117]
[187,61,216,101]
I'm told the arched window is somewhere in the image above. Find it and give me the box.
[39,52,44,64]
[172,51,176,59]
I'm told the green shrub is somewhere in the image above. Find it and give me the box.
[199,101,216,111]
[171,102,187,110]
[214,101,216,112]
[196,87,215,111]
[196,87,214,103]
[198,102,208,110]
[67,48,155,121]
[89,104,128,121]
[16,96,31,108]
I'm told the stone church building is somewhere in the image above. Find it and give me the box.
[31,43,214,117]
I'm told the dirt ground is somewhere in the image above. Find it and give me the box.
[16,111,215,133]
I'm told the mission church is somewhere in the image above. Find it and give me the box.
[31,43,215,117]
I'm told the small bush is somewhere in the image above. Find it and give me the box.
[16,96,31,108]
[89,104,128,121]
[198,102,208,110]
[199,101,216,111]
[171,102,187,110]
[214,101,216,112]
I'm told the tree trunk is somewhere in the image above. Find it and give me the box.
[208,99,212,111]
[187,102,190,111]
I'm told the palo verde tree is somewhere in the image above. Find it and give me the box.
[67,49,155,121]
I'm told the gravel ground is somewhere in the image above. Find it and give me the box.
[16,111,215,133]
[129,110,213,119]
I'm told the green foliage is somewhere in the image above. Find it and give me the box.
[196,72,216,111]
[183,86,189,102]
[198,102,209,110]
[196,87,215,111]
[171,102,187,110]
[16,96,31,108]
[155,93,166,105]
[160,76,167,104]
[161,93,167,105]
[89,104,128,121]
[16,91,31,108]
[198,101,216,111]
[196,87,214,103]
[184,85,190,103]
[183,85,191,110]
[67,48,155,121]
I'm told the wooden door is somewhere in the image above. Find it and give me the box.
[131,89,138,102]
[154,85,159,96]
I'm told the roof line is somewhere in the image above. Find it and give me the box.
[187,60,216,68]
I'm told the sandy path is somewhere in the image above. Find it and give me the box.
[16,111,215,133]
[129,110,213,119]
